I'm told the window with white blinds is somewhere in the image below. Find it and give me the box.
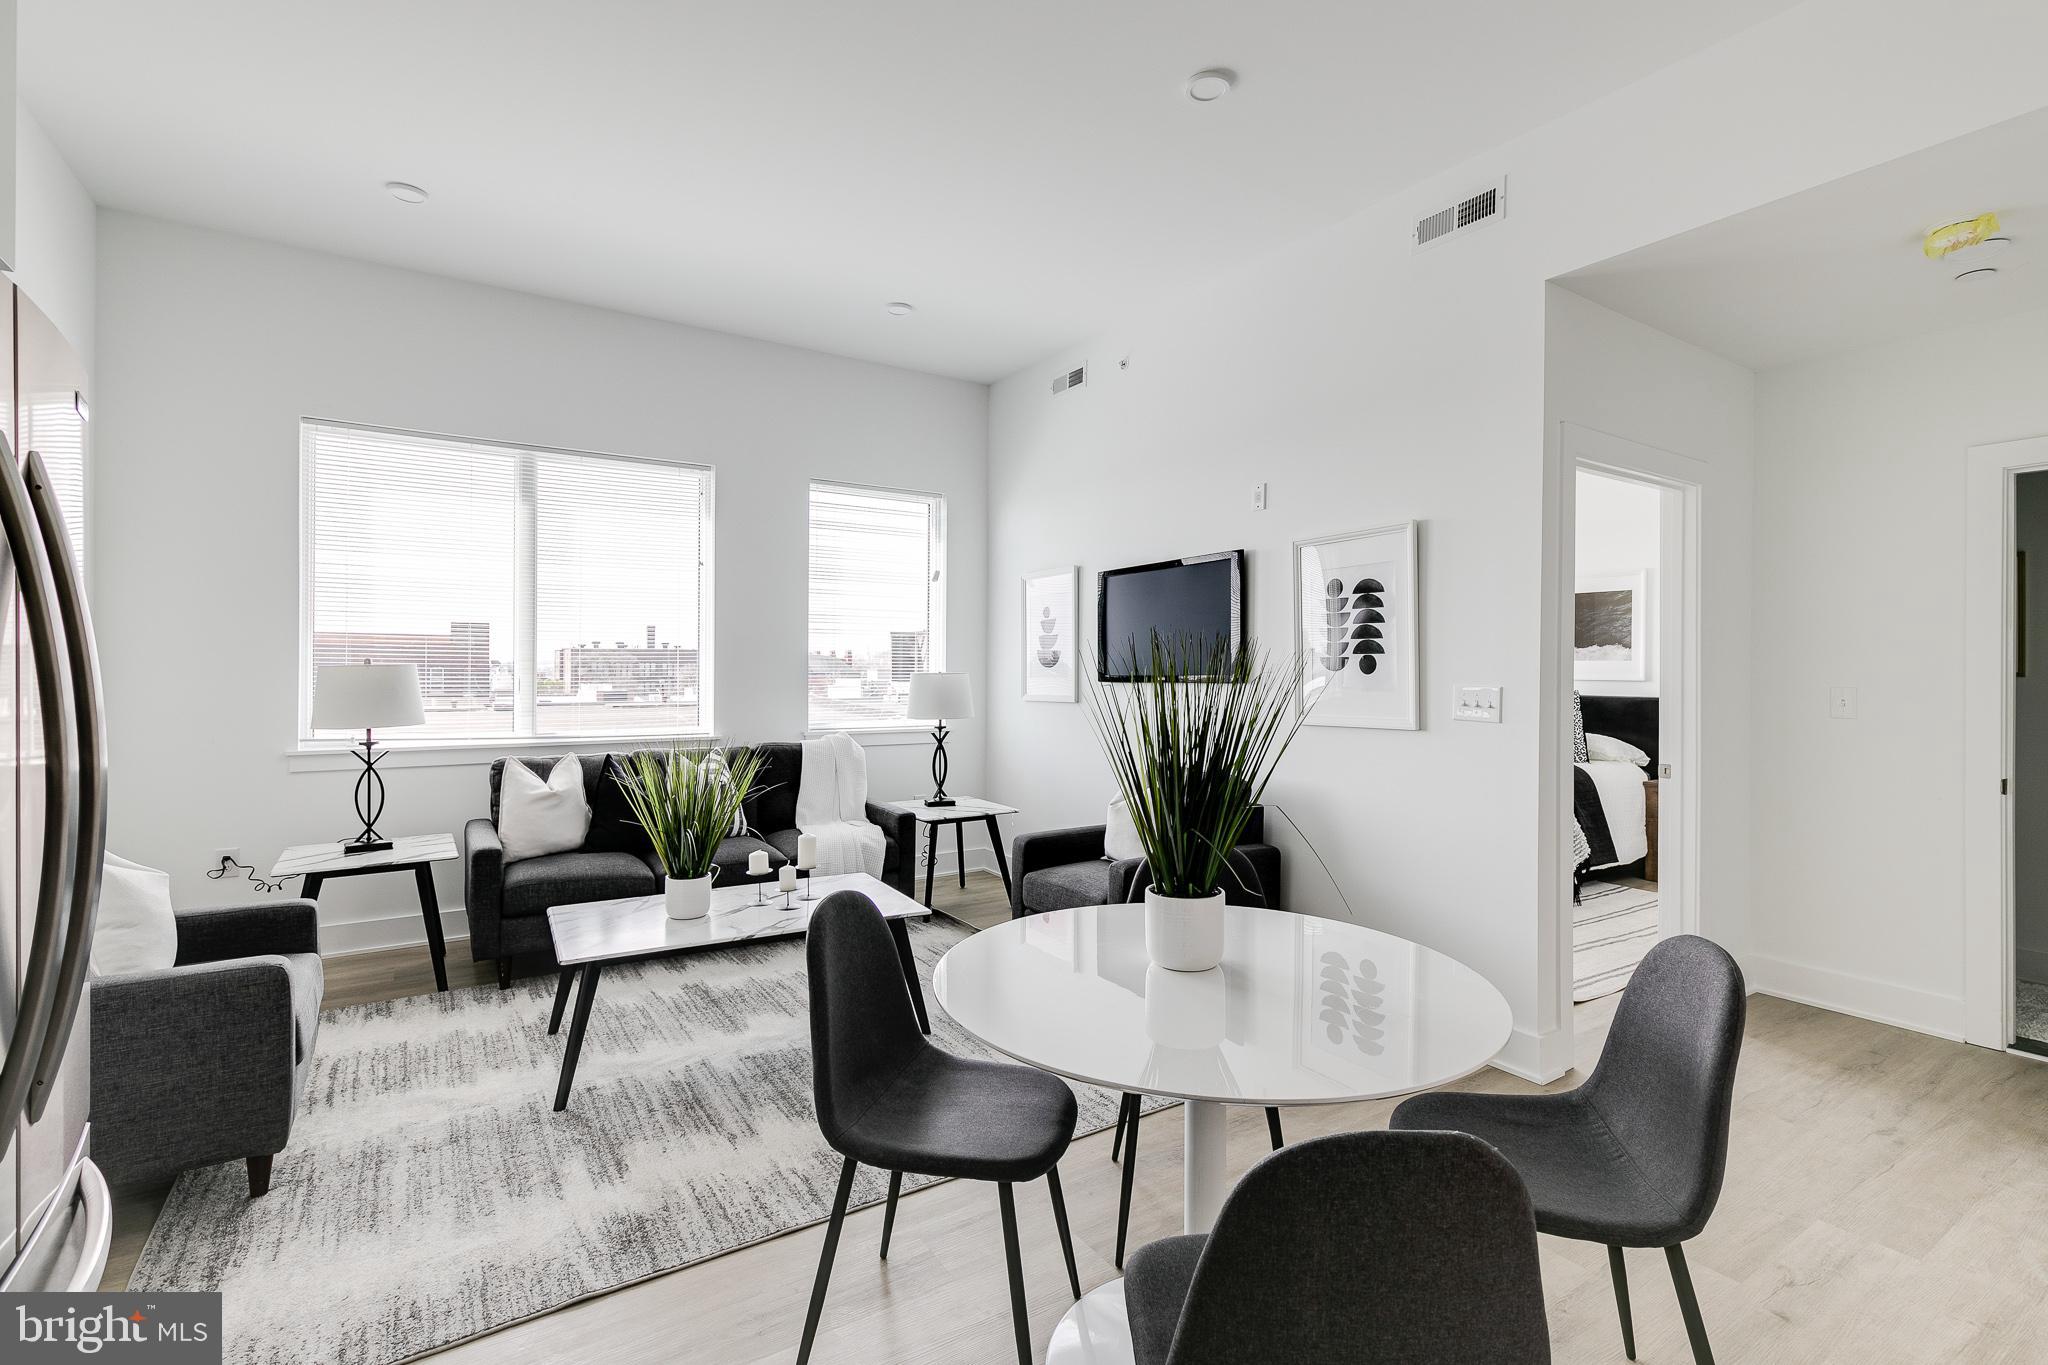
[807,482,945,730]
[301,421,712,743]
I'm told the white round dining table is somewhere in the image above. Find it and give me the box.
[933,902,1513,1365]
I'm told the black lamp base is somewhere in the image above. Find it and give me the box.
[925,721,956,807]
[344,836,394,855]
[922,797,956,808]
[343,730,394,855]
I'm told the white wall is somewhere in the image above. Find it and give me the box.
[1751,305,2048,1037]
[986,0,2042,1080]
[10,102,93,363]
[2015,469,2048,985]
[93,212,989,952]
[1573,468,1662,699]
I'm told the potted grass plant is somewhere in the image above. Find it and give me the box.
[1084,633,1310,971]
[614,743,765,920]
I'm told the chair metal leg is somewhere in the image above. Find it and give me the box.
[1115,1097,1141,1269]
[1665,1243,1715,1365]
[1111,1092,1134,1163]
[879,1170,904,1259]
[1609,1245,1637,1360]
[1265,1106,1284,1151]
[797,1157,858,1365]
[1046,1166,1081,1299]
[997,1183,1031,1365]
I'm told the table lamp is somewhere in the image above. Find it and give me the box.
[907,672,973,807]
[311,661,426,853]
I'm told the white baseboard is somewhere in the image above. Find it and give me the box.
[321,907,472,957]
[1491,1025,1575,1085]
[1745,952,1965,1041]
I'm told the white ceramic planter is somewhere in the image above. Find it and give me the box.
[665,874,713,921]
[1144,887,1226,971]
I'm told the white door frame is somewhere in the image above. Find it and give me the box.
[1557,423,1705,1018]
[1963,436,2048,1049]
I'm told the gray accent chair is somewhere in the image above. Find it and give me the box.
[90,900,324,1198]
[465,743,918,987]
[1122,1130,1551,1364]
[1392,933,1746,1365]
[797,890,1081,1365]
[1009,807,1280,918]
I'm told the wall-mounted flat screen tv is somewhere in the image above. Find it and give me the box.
[1096,549,1245,680]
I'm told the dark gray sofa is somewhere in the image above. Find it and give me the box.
[464,742,917,986]
[1009,807,1282,918]
[90,900,323,1197]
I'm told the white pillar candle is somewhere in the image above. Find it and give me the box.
[796,834,819,870]
[748,849,771,877]
[778,864,799,892]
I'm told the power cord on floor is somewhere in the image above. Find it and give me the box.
[207,854,294,895]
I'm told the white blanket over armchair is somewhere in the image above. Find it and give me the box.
[796,732,886,877]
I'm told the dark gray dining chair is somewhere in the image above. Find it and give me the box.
[1392,933,1745,1365]
[798,891,1082,1365]
[1122,1129,1551,1364]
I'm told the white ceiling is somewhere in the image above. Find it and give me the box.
[1559,107,2048,370]
[27,0,1800,382]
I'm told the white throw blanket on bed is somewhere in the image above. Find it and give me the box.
[1577,758,1649,868]
[796,732,886,877]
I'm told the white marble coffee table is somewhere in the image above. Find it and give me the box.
[543,871,930,1111]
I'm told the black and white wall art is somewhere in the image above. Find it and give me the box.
[1022,565,1079,701]
[1294,521,1419,729]
[1574,571,1648,681]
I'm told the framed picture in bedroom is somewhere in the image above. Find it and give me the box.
[1293,522,1419,730]
[1021,565,1079,702]
[1575,571,1648,681]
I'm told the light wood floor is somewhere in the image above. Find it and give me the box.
[109,872,2048,1362]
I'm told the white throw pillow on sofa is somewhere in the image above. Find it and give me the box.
[92,853,177,977]
[500,754,592,863]
[1104,796,1145,862]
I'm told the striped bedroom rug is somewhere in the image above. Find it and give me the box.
[1573,880,1660,1002]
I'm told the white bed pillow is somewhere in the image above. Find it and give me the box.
[92,853,177,977]
[499,754,592,863]
[1104,796,1145,862]
[1585,732,1652,768]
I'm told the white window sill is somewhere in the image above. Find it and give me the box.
[286,732,714,773]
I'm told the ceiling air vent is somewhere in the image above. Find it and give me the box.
[1414,177,1506,251]
[1052,363,1087,394]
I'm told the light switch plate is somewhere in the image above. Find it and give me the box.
[1454,686,1502,722]
[1252,482,1267,510]
[1828,686,1857,720]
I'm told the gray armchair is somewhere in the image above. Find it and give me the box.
[1009,807,1282,919]
[90,900,323,1197]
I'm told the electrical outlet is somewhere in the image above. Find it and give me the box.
[1253,482,1267,511]
[212,846,241,870]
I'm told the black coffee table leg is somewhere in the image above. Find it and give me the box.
[888,917,931,1034]
[985,816,1013,903]
[413,863,449,992]
[923,825,939,907]
[955,822,967,889]
[547,968,576,1034]
[553,963,603,1111]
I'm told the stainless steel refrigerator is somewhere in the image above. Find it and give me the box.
[0,285,110,1292]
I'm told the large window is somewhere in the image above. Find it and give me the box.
[807,482,945,730]
[301,421,711,743]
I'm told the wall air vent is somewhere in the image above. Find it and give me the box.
[1414,178,1507,251]
[1052,363,1087,393]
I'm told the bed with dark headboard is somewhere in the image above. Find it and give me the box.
[1574,694,1659,888]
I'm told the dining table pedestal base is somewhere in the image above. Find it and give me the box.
[1045,1278,1132,1365]
[1183,1099,1230,1234]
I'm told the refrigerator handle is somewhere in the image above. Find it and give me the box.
[24,448,105,1122]
[0,434,79,1160]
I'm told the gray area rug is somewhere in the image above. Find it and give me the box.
[129,916,1146,1365]
[1573,879,1659,1002]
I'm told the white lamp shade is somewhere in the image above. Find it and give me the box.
[311,663,427,731]
[908,671,974,721]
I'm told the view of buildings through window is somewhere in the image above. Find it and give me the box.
[807,482,945,729]
[302,421,709,740]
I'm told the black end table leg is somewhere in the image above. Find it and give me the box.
[888,916,931,1034]
[412,863,449,992]
[547,968,576,1035]
[1609,1245,1637,1360]
[986,816,1013,901]
[923,824,939,906]
[300,872,325,900]
[954,820,967,889]
[552,964,603,1112]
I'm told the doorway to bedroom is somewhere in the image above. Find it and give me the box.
[1570,458,1685,1003]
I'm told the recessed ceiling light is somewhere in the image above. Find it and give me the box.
[384,181,429,204]
[1186,68,1235,102]
[884,301,916,317]
[1955,266,2000,284]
